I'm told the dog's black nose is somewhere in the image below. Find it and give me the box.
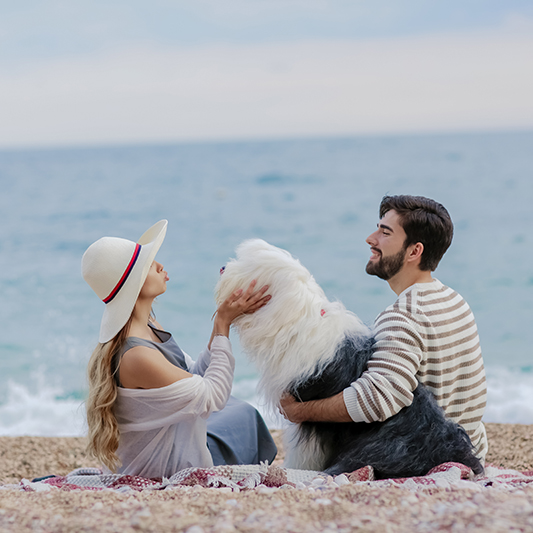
[220,266,225,275]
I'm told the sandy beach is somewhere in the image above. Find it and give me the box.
[0,423,532,532]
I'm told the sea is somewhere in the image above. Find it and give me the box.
[0,131,532,436]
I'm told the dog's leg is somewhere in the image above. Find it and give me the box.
[283,335,374,472]
[282,424,327,471]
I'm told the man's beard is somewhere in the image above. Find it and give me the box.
[365,245,407,280]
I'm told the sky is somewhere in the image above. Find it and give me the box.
[1,1,533,148]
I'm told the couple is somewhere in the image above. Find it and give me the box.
[82,195,487,479]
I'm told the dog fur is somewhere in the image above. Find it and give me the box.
[215,239,483,478]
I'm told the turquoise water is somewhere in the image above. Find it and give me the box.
[0,131,532,434]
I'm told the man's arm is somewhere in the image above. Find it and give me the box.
[279,391,352,423]
[279,309,424,424]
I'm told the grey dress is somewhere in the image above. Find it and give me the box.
[114,325,277,468]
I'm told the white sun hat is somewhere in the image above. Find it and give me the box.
[82,220,168,343]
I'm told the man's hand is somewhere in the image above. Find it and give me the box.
[279,393,307,423]
[278,391,353,423]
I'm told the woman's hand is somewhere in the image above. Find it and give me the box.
[209,280,270,346]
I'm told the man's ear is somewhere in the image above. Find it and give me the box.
[406,242,424,265]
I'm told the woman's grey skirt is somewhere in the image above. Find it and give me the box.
[206,396,277,466]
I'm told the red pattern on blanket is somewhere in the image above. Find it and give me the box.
[20,463,533,493]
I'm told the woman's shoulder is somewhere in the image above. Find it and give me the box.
[119,345,192,389]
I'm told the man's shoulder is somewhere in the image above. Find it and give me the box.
[375,298,419,328]
[397,279,466,308]
[376,280,467,324]
[412,279,472,314]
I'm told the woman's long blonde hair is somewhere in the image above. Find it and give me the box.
[85,314,133,472]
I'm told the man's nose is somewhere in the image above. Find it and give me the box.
[366,231,378,246]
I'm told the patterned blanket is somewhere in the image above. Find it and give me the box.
[19,463,533,493]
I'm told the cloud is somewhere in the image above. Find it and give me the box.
[3,1,533,61]
[1,26,533,148]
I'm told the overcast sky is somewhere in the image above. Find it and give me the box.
[1,1,533,148]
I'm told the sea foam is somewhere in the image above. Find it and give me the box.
[0,365,531,436]
[0,381,86,436]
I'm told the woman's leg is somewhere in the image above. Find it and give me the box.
[206,396,277,465]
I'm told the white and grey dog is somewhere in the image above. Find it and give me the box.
[215,239,483,478]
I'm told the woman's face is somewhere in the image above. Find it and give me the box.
[139,260,169,300]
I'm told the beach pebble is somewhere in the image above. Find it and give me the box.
[257,485,278,494]
[473,493,487,504]
[215,521,237,532]
[432,503,448,516]
[315,498,332,505]
[24,481,52,492]
[244,511,262,524]
[402,478,419,491]
[225,499,238,506]
[186,527,205,533]
[279,484,295,490]
[401,495,418,505]
[129,506,152,526]
[334,474,350,486]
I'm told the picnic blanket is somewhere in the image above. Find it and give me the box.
[19,462,533,493]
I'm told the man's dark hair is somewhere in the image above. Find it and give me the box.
[379,195,454,271]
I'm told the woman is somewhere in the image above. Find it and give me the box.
[81,220,276,478]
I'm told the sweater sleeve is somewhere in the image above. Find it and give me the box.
[343,309,424,423]
[189,335,235,417]
[185,347,212,376]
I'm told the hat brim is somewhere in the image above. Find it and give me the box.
[98,220,168,343]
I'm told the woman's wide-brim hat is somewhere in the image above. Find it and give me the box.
[82,220,168,343]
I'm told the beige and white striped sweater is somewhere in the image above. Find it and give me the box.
[343,279,488,459]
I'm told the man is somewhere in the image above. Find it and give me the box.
[280,195,488,460]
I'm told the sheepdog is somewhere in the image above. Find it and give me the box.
[215,239,484,479]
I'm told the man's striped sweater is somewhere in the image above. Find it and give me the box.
[343,278,488,459]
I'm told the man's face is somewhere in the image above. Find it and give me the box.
[365,210,408,280]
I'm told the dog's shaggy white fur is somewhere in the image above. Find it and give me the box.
[215,239,370,470]
[215,239,369,407]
